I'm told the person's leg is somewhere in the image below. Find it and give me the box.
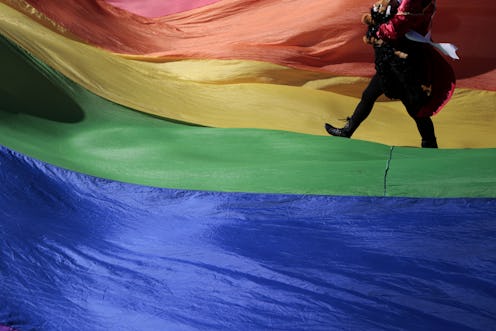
[325,74,383,137]
[400,86,438,148]
[391,43,437,148]
[402,98,438,148]
[414,116,438,148]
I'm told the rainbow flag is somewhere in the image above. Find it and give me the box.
[1,1,495,330]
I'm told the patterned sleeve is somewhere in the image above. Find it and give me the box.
[376,0,433,41]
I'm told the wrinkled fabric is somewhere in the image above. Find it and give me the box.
[1,146,495,331]
[2,3,494,149]
[0,326,18,331]
[2,0,494,91]
[105,0,221,17]
[0,2,495,330]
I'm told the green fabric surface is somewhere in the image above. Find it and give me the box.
[386,147,496,198]
[0,36,494,197]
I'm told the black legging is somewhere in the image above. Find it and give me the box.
[349,74,436,144]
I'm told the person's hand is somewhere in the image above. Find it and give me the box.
[361,13,374,26]
[363,35,384,46]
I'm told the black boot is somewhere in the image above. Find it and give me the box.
[415,117,438,148]
[325,117,356,138]
[421,138,438,148]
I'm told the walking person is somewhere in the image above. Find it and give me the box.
[325,0,457,148]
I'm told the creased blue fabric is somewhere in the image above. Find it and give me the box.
[1,145,495,331]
